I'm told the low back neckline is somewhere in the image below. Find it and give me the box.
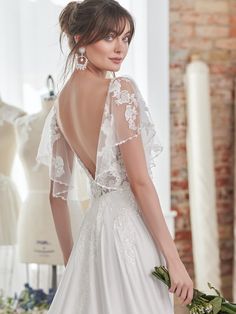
[54,77,115,183]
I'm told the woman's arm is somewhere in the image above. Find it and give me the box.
[132,180,194,306]
[49,180,74,267]
[119,136,180,262]
[119,136,193,306]
[131,178,181,264]
[111,77,193,305]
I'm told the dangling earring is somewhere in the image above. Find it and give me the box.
[75,47,88,70]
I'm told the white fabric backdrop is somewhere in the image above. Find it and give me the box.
[184,59,221,293]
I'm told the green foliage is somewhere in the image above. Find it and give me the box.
[152,266,236,314]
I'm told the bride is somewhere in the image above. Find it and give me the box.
[36,0,193,313]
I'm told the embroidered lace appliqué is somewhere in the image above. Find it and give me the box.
[113,211,137,264]
[125,104,138,130]
[113,189,141,265]
[53,156,65,178]
[49,107,65,179]
[50,107,61,145]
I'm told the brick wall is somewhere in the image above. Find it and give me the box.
[170,0,235,300]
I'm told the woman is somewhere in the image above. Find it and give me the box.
[36,0,193,313]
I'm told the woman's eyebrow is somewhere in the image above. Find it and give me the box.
[110,29,131,35]
[123,31,131,35]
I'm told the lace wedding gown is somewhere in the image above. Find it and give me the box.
[36,76,174,313]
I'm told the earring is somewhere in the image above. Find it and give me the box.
[75,47,88,70]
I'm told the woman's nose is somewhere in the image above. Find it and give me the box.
[114,39,125,53]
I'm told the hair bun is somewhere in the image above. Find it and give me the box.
[59,1,78,37]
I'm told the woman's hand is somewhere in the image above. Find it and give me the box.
[167,258,194,306]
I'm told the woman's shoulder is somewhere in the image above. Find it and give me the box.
[110,75,139,94]
[112,74,136,85]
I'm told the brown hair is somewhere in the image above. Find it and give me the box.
[58,0,135,83]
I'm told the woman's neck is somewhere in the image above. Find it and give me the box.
[85,64,107,78]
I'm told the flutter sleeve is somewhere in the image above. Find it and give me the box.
[94,76,163,190]
[36,105,77,201]
[111,76,163,169]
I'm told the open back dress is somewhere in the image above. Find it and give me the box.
[36,76,174,314]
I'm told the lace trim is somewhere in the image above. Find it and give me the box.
[48,176,73,201]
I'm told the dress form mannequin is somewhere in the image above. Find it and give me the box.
[15,97,64,265]
[0,97,25,297]
[0,98,25,245]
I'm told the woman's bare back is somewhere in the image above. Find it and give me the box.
[56,73,112,179]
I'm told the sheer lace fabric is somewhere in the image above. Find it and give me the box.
[36,76,163,201]
[95,76,163,190]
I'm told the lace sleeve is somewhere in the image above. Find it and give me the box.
[36,106,76,201]
[94,76,163,190]
[110,77,142,145]
[110,77,163,166]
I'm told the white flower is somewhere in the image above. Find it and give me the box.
[50,112,61,145]
[110,80,121,98]
[125,105,138,130]
[53,156,65,177]
[117,90,130,105]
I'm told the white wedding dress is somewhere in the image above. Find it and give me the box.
[36,76,174,313]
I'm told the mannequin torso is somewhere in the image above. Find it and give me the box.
[0,99,25,245]
[15,99,53,190]
[0,100,25,175]
[15,98,64,264]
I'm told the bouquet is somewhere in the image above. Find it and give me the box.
[152,266,236,314]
